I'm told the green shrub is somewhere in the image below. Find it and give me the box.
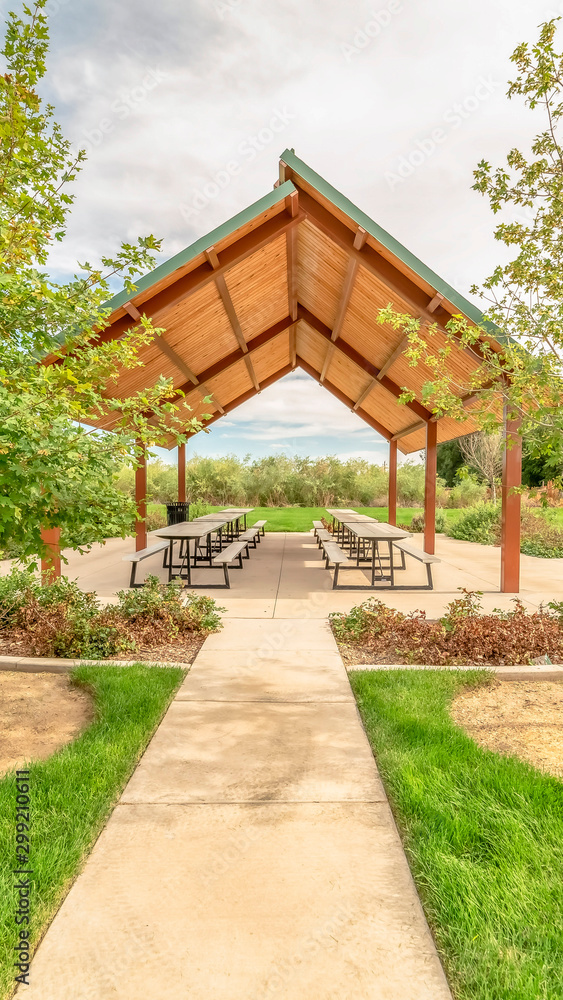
[0,573,224,658]
[520,509,563,558]
[409,511,446,533]
[0,565,38,627]
[115,576,224,633]
[188,499,213,520]
[145,508,167,531]
[446,502,501,544]
[447,471,487,508]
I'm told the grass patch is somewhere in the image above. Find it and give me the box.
[146,503,464,532]
[0,663,184,998]
[350,669,563,1000]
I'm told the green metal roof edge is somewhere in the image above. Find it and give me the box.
[104,179,297,315]
[280,148,502,337]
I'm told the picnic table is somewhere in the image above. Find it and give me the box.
[154,508,255,585]
[155,519,231,585]
[325,510,411,586]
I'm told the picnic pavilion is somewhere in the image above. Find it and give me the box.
[43,149,522,592]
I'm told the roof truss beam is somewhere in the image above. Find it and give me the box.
[392,420,427,441]
[174,314,294,399]
[353,377,378,411]
[298,189,452,326]
[187,364,294,435]
[205,244,262,394]
[320,230,363,383]
[123,301,225,415]
[376,293,444,382]
[298,303,432,423]
[297,357,394,442]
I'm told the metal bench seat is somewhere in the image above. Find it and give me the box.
[391,539,440,590]
[212,538,251,587]
[122,540,170,588]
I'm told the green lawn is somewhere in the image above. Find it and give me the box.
[350,669,563,1000]
[0,664,185,999]
[148,503,462,531]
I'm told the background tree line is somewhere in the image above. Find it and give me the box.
[113,435,562,509]
[113,450,488,508]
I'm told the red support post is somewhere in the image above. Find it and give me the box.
[135,445,147,552]
[40,526,61,584]
[178,442,186,503]
[388,439,397,526]
[424,421,437,555]
[500,406,522,593]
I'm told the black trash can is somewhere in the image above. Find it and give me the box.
[166,501,190,525]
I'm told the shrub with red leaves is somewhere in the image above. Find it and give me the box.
[330,590,563,665]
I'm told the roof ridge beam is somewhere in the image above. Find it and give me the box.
[286,195,299,322]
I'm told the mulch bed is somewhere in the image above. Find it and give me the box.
[0,633,206,664]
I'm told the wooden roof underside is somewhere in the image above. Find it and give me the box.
[94,155,500,455]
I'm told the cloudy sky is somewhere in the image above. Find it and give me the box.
[12,0,555,464]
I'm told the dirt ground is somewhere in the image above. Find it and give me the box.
[0,633,206,664]
[451,680,563,779]
[0,671,94,777]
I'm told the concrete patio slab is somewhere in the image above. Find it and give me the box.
[23,802,451,1000]
[7,528,561,617]
[121,700,385,804]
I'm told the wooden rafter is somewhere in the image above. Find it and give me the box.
[123,301,225,415]
[206,246,248,355]
[298,190,494,369]
[376,291,445,382]
[391,419,427,441]
[187,364,294,435]
[319,343,335,383]
[298,304,432,422]
[205,244,262,393]
[173,315,294,400]
[97,209,305,348]
[320,233,362,384]
[353,226,368,251]
[297,357,393,441]
[353,377,378,411]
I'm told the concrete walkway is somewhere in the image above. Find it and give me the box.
[24,618,452,999]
